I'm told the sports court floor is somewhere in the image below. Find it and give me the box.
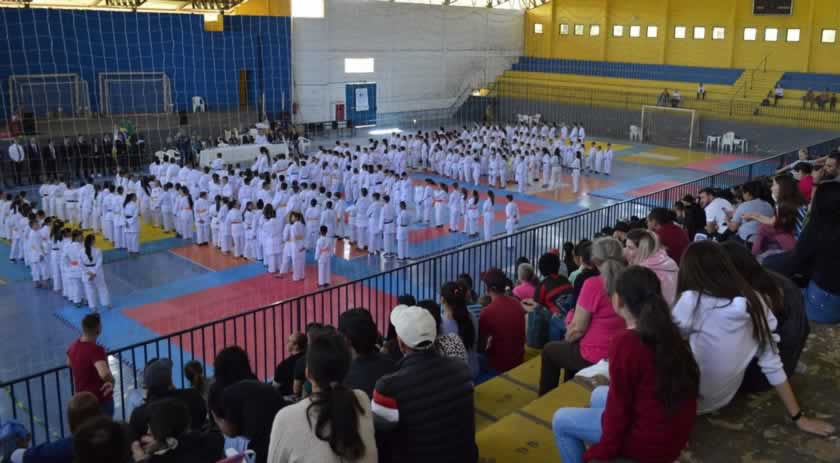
[0,139,760,384]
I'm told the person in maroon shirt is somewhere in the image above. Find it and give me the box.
[551,266,699,463]
[647,207,689,264]
[67,313,115,416]
[478,268,525,373]
[793,162,814,202]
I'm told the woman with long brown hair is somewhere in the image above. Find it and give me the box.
[673,241,833,436]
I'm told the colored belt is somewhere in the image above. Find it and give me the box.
[84,264,96,268]
[66,200,78,203]
[383,220,394,224]
[231,221,241,224]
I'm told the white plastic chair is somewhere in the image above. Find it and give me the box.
[517,114,529,123]
[733,137,748,153]
[224,129,232,141]
[532,113,542,123]
[720,132,736,152]
[298,137,311,154]
[705,135,721,151]
[629,125,641,141]
[191,96,206,112]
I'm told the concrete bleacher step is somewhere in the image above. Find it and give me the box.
[476,381,592,463]
[474,355,542,432]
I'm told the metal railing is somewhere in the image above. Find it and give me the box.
[6,134,838,445]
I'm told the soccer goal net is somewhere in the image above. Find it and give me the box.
[640,105,699,149]
[99,72,172,115]
[9,73,91,117]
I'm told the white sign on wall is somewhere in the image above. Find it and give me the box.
[355,87,369,112]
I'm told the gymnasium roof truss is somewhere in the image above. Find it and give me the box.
[0,0,242,13]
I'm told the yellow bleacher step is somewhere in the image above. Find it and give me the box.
[520,381,592,425]
[474,356,541,432]
[477,413,560,463]
[476,381,593,463]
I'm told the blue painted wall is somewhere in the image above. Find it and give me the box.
[0,9,291,117]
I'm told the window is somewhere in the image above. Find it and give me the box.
[559,23,569,35]
[744,27,757,41]
[629,25,641,37]
[765,27,779,41]
[786,28,801,42]
[590,24,601,36]
[613,25,624,37]
[822,29,837,43]
[574,24,585,36]
[345,58,374,74]
[647,26,658,38]
[534,23,544,34]
[674,26,687,39]
[712,27,725,40]
[693,26,706,39]
[292,0,324,18]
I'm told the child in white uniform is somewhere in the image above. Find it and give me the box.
[263,205,283,275]
[433,184,447,229]
[315,226,333,287]
[63,230,84,306]
[123,194,141,255]
[50,223,64,293]
[396,201,410,261]
[27,219,49,288]
[227,201,245,257]
[81,234,112,312]
[194,192,211,245]
[465,191,480,237]
[571,152,582,193]
[291,212,306,281]
[603,144,614,175]
[482,191,495,242]
[504,194,519,248]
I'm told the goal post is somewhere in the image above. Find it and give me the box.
[99,72,172,115]
[9,73,90,117]
[640,105,699,149]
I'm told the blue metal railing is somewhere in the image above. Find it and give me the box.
[2,140,836,445]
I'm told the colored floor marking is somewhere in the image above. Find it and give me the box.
[533,176,615,201]
[124,267,397,378]
[618,146,753,169]
[71,221,175,251]
[170,245,248,272]
[625,180,683,197]
[408,197,543,244]
[683,154,755,173]
[635,152,680,161]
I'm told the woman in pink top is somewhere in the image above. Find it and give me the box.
[539,237,627,396]
[512,262,538,300]
[624,229,679,307]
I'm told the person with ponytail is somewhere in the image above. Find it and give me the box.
[674,241,834,436]
[624,229,679,306]
[268,331,376,463]
[552,266,699,463]
[440,281,480,378]
[80,234,112,312]
[539,237,627,395]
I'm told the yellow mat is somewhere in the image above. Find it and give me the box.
[618,146,724,168]
[474,375,539,424]
[477,413,560,463]
[67,221,175,251]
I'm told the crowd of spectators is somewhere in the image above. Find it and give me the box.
[5,149,839,463]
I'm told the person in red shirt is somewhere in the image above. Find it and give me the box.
[551,266,699,463]
[67,313,115,416]
[647,207,689,264]
[478,268,525,373]
[793,162,814,203]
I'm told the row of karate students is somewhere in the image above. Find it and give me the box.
[1,198,112,311]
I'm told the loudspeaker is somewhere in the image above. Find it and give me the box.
[179,111,188,126]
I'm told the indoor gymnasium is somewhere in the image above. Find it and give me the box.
[1,0,839,462]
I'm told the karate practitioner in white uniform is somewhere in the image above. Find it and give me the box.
[263,205,283,275]
[315,225,333,287]
[123,194,141,255]
[81,234,112,312]
[380,195,397,257]
[603,143,614,175]
[27,219,49,288]
[571,152,582,193]
[482,191,495,242]
[194,192,211,245]
[291,212,306,281]
[396,201,410,261]
[504,194,520,248]
[433,184,447,229]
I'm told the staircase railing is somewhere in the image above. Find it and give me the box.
[731,54,771,100]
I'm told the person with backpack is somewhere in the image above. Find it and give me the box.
[537,238,628,396]
[522,252,575,348]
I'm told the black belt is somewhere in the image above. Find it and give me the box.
[66,200,78,203]
[84,264,96,267]
[383,220,394,224]
[125,216,133,219]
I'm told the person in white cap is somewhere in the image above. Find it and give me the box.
[371,305,477,463]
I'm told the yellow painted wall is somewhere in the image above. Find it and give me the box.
[524,2,553,58]
[230,0,291,17]
[524,0,840,73]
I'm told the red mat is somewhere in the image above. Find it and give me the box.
[408,196,544,243]
[170,245,249,271]
[124,266,397,379]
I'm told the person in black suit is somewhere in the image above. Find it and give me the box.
[102,134,114,176]
[25,138,41,184]
[76,135,90,180]
[44,139,59,179]
[59,136,75,181]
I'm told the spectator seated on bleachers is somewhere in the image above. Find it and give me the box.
[551,266,699,463]
[802,89,816,109]
[337,308,397,398]
[129,398,224,463]
[371,305,478,463]
[477,268,525,374]
[656,89,670,106]
[624,229,679,306]
[670,89,682,108]
[673,241,834,436]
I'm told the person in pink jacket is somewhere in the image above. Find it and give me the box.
[624,229,679,306]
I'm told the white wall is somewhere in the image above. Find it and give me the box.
[292,0,523,123]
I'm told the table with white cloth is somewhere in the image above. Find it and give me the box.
[198,143,288,168]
